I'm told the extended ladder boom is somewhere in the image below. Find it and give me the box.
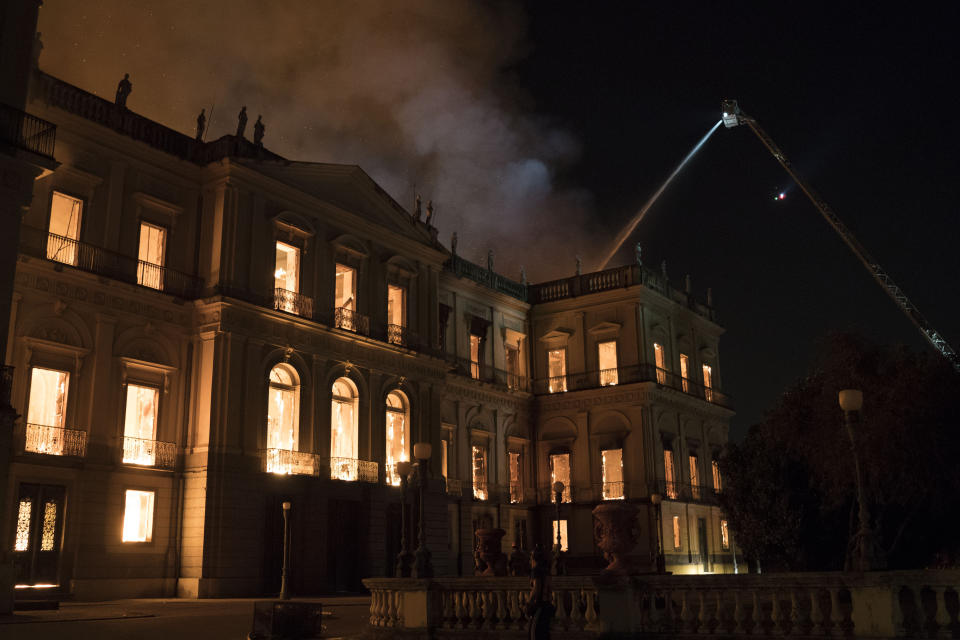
[721,100,960,372]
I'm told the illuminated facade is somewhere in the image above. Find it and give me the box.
[4,64,735,600]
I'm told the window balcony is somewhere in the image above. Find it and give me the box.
[122,436,176,470]
[15,423,87,458]
[0,103,56,159]
[541,484,572,504]
[325,456,378,483]
[333,307,370,335]
[445,477,464,497]
[472,478,489,501]
[445,356,530,392]
[260,450,378,483]
[657,480,717,505]
[386,323,411,347]
[263,448,319,476]
[274,288,314,318]
[509,482,524,504]
[601,481,625,501]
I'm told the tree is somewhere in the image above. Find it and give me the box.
[720,333,960,571]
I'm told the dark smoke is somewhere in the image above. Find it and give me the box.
[37,0,601,281]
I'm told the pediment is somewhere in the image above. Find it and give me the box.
[587,321,622,337]
[539,328,574,342]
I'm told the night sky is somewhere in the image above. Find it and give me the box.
[36,2,960,439]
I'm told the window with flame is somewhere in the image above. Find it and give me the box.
[712,459,722,492]
[552,519,569,552]
[547,348,567,393]
[137,222,167,290]
[689,454,700,498]
[505,345,520,389]
[663,449,678,499]
[601,448,624,500]
[387,285,406,328]
[472,445,488,500]
[335,263,356,311]
[721,519,730,550]
[549,452,572,503]
[330,377,359,480]
[509,451,522,503]
[598,341,618,386]
[266,364,300,474]
[385,390,409,486]
[654,343,666,384]
[680,353,690,392]
[26,367,70,455]
[672,515,682,550]
[702,364,714,402]
[469,334,482,379]
[441,437,449,479]
[275,241,300,293]
[47,191,82,265]
[122,384,159,465]
[122,489,155,543]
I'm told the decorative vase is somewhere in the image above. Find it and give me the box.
[593,502,641,575]
[475,528,507,576]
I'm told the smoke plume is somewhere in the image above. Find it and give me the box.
[37,0,601,281]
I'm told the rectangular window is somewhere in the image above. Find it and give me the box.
[123,384,159,466]
[441,438,448,480]
[721,519,730,550]
[680,354,690,392]
[689,454,701,499]
[387,285,406,342]
[672,515,682,550]
[275,241,300,294]
[472,445,488,500]
[137,222,167,290]
[552,519,569,552]
[509,451,522,504]
[654,343,666,384]
[335,263,356,310]
[505,345,520,390]
[122,489,155,543]
[15,498,32,551]
[601,448,624,500]
[470,334,482,379]
[598,341,618,386]
[47,191,82,265]
[26,367,70,455]
[712,459,722,493]
[702,364,714,402]
[664,449,677,499]
[547,348,567,393]
[549,452,572,503]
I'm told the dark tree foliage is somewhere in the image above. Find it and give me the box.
[719,333,960,571]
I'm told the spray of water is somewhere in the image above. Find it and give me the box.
[597,120,723,270]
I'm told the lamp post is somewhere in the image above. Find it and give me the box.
[412,442,433,578]
[395,460,414,577]
[552,480,565,576]
[280,501,291,599]
[839,389,882,571]
[650,493,665,573]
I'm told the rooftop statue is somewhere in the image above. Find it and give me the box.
[195,109,206,142]
[236,106,248,138]
[253,115,265,146]
[115,73,132,108]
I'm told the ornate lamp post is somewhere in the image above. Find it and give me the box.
[650,493,665,573]
[395,460,414,577]
[839,389,882,571]
[552,480,565,576]
[412,442,433,578]
[280,501,291,599]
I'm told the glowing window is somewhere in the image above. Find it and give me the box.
[441,438,449,479]
[654,343,666,384]
[385,390,409,486]
[702,364,714,402]
[712,459,722,492]
[552,519,569,552]
[505,345,520,389]
[598,341,618,386]
[335,263,356,311]
[266,364,300,474]
[550,452,572,503]
[137,222,167,290]
[26,367,70,455]
[15,499,32,552]
[40,500,58,551]
[122,384,159,465]
[470,334,482,379]
[275,241,300,295]
[689,454,700,498]
[672,515,682,550]
[330,377,359,480]
[472,445,488,500]
[509,451,522,504]
[664,449,677,499]
[122,489,155,543]
[601,448,624,500]
[721,519,730,550]
[46,191,82,265]
[547,348,567,393]
[387,285,406,328]
[680,354,690,392]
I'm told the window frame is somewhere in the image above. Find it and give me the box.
[547,347,567,393]
[121,488,157,544]
[384,389,410,486]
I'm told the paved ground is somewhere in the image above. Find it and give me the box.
[0,596,371,639]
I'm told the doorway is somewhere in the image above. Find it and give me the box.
[697,517,709,573]
[11,484,66,586]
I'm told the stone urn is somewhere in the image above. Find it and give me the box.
[593,502,641,575]
[475,528,507,576]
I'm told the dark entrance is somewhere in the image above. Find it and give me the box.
[697,517,709,573]
[11,484,66,586]
[262,497,284,595]
[328,500,361,591]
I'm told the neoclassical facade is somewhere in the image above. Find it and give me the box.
[3,64,736,601]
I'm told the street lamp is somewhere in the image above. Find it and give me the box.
[395,460,414,577]
[280,501,291,599]
[650,493,665,573]
[839,389,882,571]
[552,480,565,576]
[412,442,433,578]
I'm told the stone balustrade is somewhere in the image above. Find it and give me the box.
[364,570,960,638]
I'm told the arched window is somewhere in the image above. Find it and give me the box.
[385,390,410,486]
[266,363,300,474]
[331,377,359,480]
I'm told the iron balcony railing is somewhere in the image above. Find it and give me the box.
[472,478,490,501]
[445,355,530,392]
[444,254,527,301]
[333,307,370,336]
[263,448,320,476]
[274,288,314,318]
[20,226,203,299]
[0,102,56,159]
[386,323,412,347]
[16,423,88,457]
[601,481,625,501]
[656,479,718,505]
[509,482,524,504]
[122,436,177,470]
[445,477,464,497]
[541,483,573,504]
[325,456,379,483]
